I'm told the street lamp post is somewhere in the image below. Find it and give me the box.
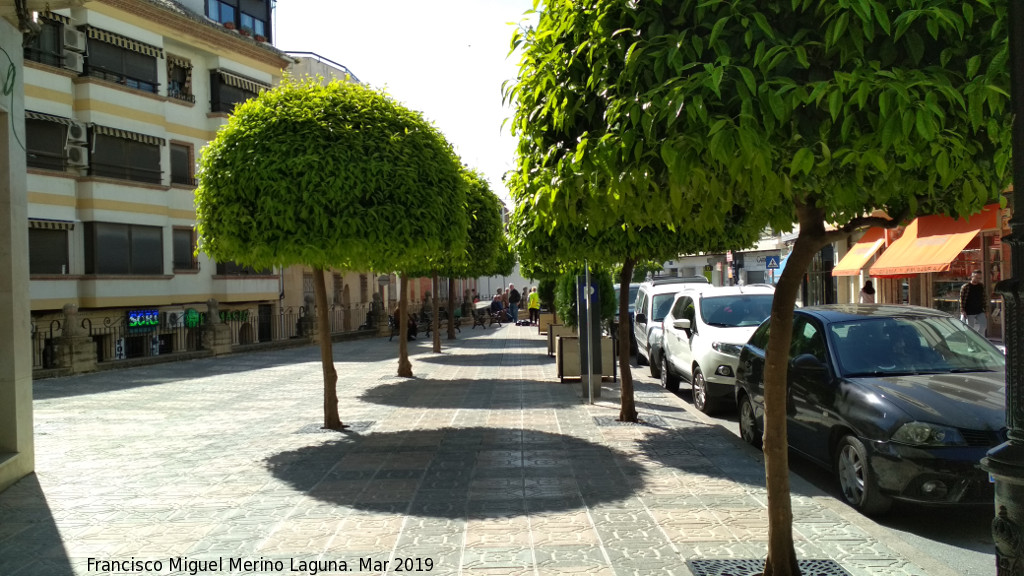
[981,3,1024,574]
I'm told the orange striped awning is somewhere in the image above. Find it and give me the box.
[868,205,1000,277]
[832,228,886,277]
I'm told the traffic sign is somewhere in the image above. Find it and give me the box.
[765,255,780,269]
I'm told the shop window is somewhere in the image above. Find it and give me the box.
[91,128,163,184]
[25,117,67,171]
[84,222,163,275]
[23,18,62,67]
[172,227,198,271]
[167,56,194,103]
[170,142,194,185]
[85,30,160,94]
[29,228,69,275]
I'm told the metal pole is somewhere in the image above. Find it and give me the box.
[585,263,594,404]
[981,2,1024,573]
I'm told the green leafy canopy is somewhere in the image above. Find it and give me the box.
[195,77,468,271]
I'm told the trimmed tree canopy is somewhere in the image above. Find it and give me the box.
[195,77,467,272]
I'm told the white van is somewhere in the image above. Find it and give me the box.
[632,276,711,376]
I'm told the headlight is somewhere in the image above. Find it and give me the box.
[891,422,966,447]
[711,342,743,356]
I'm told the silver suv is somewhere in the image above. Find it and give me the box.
[632,276,710,377]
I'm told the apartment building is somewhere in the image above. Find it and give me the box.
[22,0,290,364]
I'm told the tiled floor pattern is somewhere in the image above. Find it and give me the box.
[0,326,947,575]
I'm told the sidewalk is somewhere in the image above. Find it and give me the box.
[0,325,957,576]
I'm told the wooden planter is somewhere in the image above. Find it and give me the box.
[538,312,558,335]
[546,324,576,357]
[555,335,615,383]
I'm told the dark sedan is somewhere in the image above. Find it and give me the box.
[734,304,1006,515]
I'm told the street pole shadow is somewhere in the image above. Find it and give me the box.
[357,378,578,410]
[0,474,76,576]
[265,427,646,518]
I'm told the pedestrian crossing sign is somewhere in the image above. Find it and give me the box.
[765,256,780,269]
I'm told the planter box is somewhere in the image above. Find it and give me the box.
[538,312,558,335]
[556,335,615,383]
[547,324,576,357]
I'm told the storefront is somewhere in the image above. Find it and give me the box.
[852,204,1010,340]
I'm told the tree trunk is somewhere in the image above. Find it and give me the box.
[432,273,441,353]
[762,204,828,576]
[618,258,639,422]
[313,268,344,430]
[398,275,413,377]
[447,277,458,340]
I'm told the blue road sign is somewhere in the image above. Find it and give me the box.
[765,256,780,269]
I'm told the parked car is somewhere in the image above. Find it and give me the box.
[734,304,1006,515]
[633,276,710,377]
[613,282,641,353]
[660,284,775,413]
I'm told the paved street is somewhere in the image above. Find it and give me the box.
[0,325,975,575]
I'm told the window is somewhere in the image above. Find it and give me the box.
[167,57,194,103]
[90,127,163,184]
[23,18,62,67]
[83,27,162,94]
[216,261,270,275]
[25,117,67,171]
[29,228,69,275]
[170,143,194,185]
[172,228,198,270]
[210,70,269,113]
[84,222,163,275]
[207,0,237,24]
[240,12,267,37]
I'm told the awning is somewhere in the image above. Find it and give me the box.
[25,110,76,126]
[93,124,166,146]
[215,70,271,95]
[84,26,164,59]
[868,204,1000,277]
[29,219,74,231]
[832,228,886,277]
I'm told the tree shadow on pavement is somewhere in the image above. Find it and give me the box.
[265,427,646,518]
[357,378,576,410]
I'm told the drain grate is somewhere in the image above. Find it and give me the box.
[593,415,667,427]
[295,421,375,434]
[688,559,851,576]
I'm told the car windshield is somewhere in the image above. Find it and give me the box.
[700,294,774,327]
[628,285,639,312]
[652,294,675,321]
[829,316,1005,377]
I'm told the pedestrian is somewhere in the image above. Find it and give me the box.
[527,286,540,325]
[959,270,987,335]
[859,280,876,304]
[501,288,511,321]
[508,283,522,322]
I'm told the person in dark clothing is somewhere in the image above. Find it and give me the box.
[959,270,987,335]
[508,283,522,322]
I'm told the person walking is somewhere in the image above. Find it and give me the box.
[859,280,876,304]
[959,270,988,335]
[527,287,540,325]
[508,283,522,323]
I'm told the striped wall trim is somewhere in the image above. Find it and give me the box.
[29,219,75,231]
[25,110,77,126]
[93,125,166,146]
[216,69,270,94]
[84,26,164,59]
[41,11,72,26]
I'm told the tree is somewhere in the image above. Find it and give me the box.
[508,1,1011,574]
[506,3,762,423]
[196,77,467,424]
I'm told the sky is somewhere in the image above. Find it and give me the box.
[273,0,538,208]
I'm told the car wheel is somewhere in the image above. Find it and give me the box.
[738,394,762,449]
[649,347,661,378]
[835,435,892,516]
[661,355,679,391]
[692,366,717,414]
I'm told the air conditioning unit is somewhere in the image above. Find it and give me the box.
[66,144,88,167]
[165,310,186,329]
[66,120,87,144]
[63,28,86,52]
[63,52,84,73]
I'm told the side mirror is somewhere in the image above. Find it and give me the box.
[791,353,828,379]
[635,312,647,325]
[672,318,691,330]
